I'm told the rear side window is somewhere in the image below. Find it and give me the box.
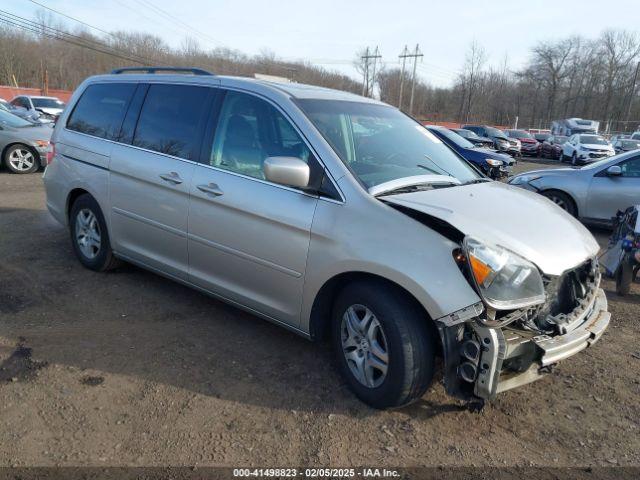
[132,84,209,160]
[67,83,136,140]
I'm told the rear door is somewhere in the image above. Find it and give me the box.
[109,83,213,280]
[187,89,320,326]
[585,155,640,221]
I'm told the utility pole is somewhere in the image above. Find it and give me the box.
[361,47,369,96]
[408,44,423,115]
[398,45,409,110]
[361,47,382,97]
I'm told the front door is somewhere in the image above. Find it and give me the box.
[187,90,319,326]
[585,155,640,221]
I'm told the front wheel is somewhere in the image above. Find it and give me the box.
[542,190,577,217]
[331,280,435,409]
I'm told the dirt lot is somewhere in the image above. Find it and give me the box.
[0,157,638,469]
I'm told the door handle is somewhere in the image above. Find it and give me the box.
[197,183,224,197]
[159,172,183,184]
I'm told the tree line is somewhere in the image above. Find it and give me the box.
[375,30,640,133]
[1,14,639,133]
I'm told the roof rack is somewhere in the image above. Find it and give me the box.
[111,67,214,76]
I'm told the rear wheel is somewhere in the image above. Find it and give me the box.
[331,280,435,409]
[69,194,121,271]
[542,190,577,217]
[571,153,578,165]
[3,144,39,174]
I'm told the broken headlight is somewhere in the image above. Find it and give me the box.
[463,236,546,310]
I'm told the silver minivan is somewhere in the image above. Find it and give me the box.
[44,67,610,409]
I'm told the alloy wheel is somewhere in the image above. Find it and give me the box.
[8,148,35,172]
[75,209,101,259]
[548,195,568,211]
[340,304,389,388]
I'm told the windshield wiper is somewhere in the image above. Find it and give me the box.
[419,154,454,177]
[462,178,491,185]
[375,184,435,197]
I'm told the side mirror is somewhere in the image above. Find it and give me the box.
[606,165,622,176]
[264,156,310,188]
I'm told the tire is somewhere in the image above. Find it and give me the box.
[542,190,577,217]
[616,255,633,296]
[3,144,39,174]
[69,194,121,271]
[571,153,578,166]
[331,280,435,409]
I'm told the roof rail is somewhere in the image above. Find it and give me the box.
[111,67,214,76]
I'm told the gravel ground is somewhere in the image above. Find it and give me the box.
[0,157,638,469]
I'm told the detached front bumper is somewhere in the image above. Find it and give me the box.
[438,288,610,402]
[482,288,609,399]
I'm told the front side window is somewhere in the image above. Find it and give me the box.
[133,84,209,160]
[297,99,479,188]
[620,157,640,178]
[67,83,136,140]
[210,90,312,180]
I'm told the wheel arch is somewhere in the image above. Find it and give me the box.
[308,271,438,344]
[66,188,93,220]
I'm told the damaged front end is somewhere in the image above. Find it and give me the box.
[437,255,610,404]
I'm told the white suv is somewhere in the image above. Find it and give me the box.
[561,134,614,165]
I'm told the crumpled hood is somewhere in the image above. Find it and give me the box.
[384,181,599,276]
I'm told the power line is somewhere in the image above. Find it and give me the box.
[131,0,223,47]
[26,0,118,39]
[0,10,154,65]
[6,8,156,65]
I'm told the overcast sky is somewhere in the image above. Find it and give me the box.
[6,0,640,87]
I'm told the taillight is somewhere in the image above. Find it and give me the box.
[46,142,56,165]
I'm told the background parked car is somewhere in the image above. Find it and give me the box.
[0,98,43,123]
[613,138,640,154]
[10,95,65,122]
[533,132,551,143]
[462,124,519,156]
[509,151,640,225]
[540,135,568,159]
[631,131,640,141]
[0,109,52,173]
[561,134,614,165]
[451,128,494,148]
[425,125,514,178]
[610,134,630,143]
[505,129,540,156]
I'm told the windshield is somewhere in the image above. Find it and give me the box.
[580,135,608,145]
[485,126,506,138]
[507,130,533,139]
[430,127,476,149]
[0,109,32,128]
[554,136,568,143]
[297,99,480,188]
[32,98,64,109]
[621,140,640,149]
[455,129,478,139]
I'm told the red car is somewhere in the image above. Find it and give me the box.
[540,135,568,159]
[505,129,540,156]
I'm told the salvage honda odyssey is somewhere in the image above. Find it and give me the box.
[43,67,610,409]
